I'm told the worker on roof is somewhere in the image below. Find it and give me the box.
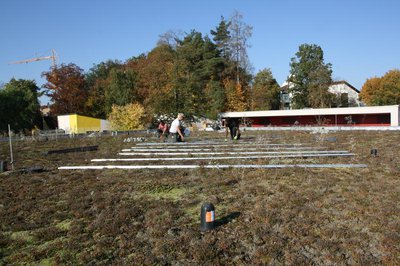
[225,118,241,141]
[169,113,185,142]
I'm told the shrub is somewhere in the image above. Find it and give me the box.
[108,103,146,130]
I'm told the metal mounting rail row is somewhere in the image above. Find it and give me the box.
[59,164,367,170]
[118,150,351,156]
[122,147,327,152]
[91,153,355,162]
[134,142,303,146]
[131,144,308,148]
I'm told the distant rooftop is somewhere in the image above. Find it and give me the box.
[280,80,359,93]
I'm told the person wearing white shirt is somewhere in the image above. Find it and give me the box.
[169,113,185,142]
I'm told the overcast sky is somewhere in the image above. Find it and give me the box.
[1,0,399,104]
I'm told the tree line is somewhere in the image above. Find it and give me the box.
[42,12,257,122]
[1,11,399,132]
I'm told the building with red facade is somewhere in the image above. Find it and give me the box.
[220,105,400,127]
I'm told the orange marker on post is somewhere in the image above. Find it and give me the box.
[200,203,215,231]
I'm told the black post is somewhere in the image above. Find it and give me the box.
[200,203,215,232]
[0,161,7,172]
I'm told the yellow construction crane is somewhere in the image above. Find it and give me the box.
[9,49,58,69]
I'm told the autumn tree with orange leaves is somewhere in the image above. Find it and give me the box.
[359,69,400,106]
[42,63,88,116]
[126,45,175,116]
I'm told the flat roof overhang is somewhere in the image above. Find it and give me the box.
[220,105,400,126]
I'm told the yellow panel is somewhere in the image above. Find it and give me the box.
[76,115,101,134]
[69,114,78,134]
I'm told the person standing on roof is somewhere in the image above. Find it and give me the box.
[169,113,185,142]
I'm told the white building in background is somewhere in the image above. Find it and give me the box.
[328,81,361,107]
[280,80,361,109]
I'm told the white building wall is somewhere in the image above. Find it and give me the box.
[100,119,112,131]
[392,105,400,126]
[328,83,360,106]
[57,115,71,134]
[280,81,361,109]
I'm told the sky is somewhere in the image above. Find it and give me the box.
[1,0,399,104]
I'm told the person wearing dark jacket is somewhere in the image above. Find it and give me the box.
[225,118,241,140]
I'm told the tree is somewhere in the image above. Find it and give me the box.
[157,30,183,49]
[0,79,41,132]
[228,10,253,84]
[307,65,335,108]
[289,44,333,109]
[252,69,281,110]
[359,69,400,105]
[85,60,122,118]
[359,77,381,105]
[42,63,88,115]
[224,78,247,112]
[204,79,226,119]
[171,31,205,114]
[210,12,253,112]
[211,16,231,59]
[104,68,138,115]
[199,36,226,117]
[171,30,225,116]
[126,45,176,116]
[108,103,146,130]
